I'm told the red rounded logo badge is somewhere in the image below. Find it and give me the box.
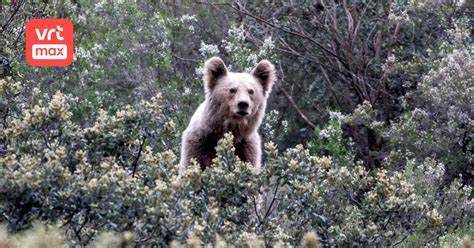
[26,19,74,67]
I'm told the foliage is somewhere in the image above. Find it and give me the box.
[235,0,472,165]
[1,77,472,246]
[387,40,473,183]
[0,0,473,247]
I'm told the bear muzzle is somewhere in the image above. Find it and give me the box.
[237,101,250,116]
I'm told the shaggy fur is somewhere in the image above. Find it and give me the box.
[180,57,275,172]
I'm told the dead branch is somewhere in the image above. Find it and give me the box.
[277,63,317,130]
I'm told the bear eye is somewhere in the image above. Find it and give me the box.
[229,88,237,94]
[248,89,254,95]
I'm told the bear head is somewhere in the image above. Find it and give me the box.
[203,57,275,120]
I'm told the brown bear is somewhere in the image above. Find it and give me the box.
[179,57,275,173]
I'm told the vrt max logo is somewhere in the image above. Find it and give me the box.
[26,19,74,66]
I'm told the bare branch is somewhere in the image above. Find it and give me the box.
[277,63,317,130]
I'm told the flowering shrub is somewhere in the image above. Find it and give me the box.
[1,77,472,246]
[386,40,473,184]
[1,1,473,247]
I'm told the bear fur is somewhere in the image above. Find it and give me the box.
[179,57,275,173]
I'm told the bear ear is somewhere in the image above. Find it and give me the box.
[251,60,276,96]
[204,57,228,93]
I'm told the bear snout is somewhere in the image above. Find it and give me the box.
[238,101,249,110]
[237,101,250,116]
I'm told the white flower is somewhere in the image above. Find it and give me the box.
[246,54,258,66]
[183,87,190,96]
[319,129,330,138]
[227,25,246,42]
[387,54,396,63]
[456,0,465,7]
[94,1,105,11]
[180,14,197,23]
[199,42,219,57]
[329,111,344,121]
[262,36,275,50]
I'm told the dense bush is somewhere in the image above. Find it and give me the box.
[1,76,472,246]
[1,0,473,247]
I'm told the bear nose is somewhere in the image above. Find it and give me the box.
[238,101,249,110]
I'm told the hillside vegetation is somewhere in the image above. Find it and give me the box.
[0,1,472,247]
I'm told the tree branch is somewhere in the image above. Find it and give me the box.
[132,136,146,176]
[277,63,317,130]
